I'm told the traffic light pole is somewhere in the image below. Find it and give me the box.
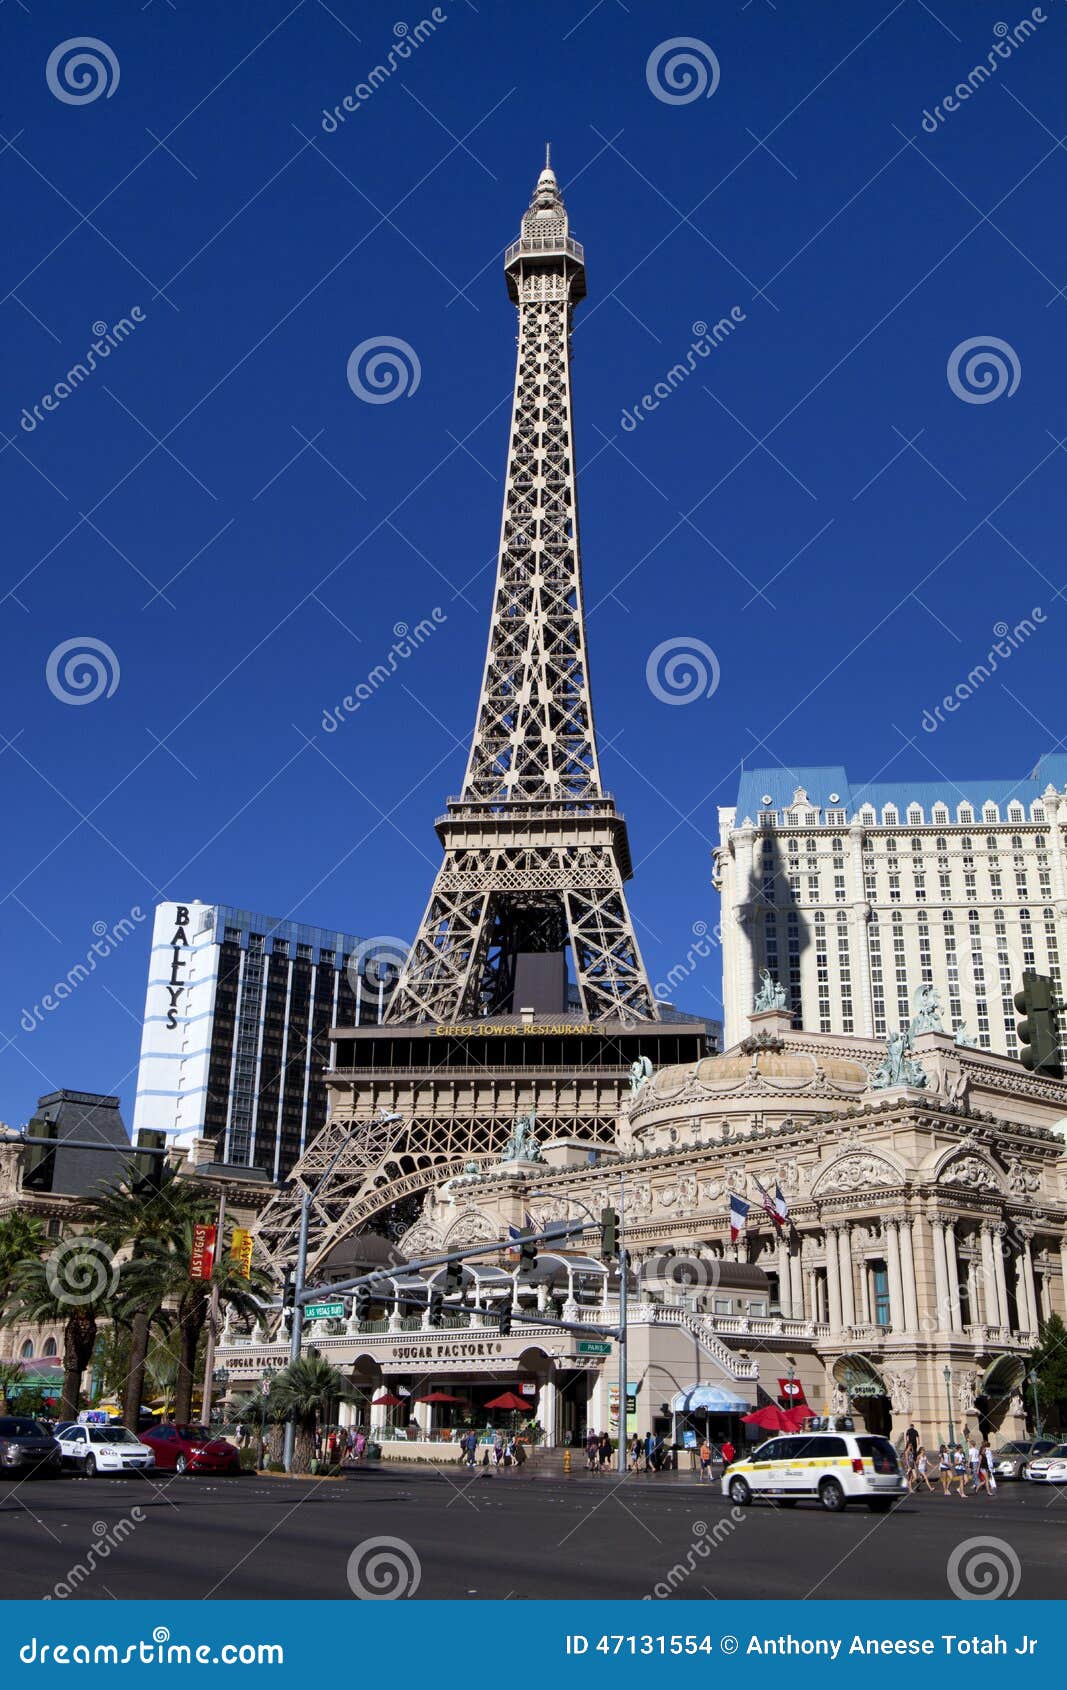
[281,1192,311,1472]
[617,1171,628,1475]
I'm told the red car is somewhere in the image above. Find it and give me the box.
[139,1424,241,1475]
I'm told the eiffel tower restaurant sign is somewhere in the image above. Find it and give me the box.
[254,156,719,1276]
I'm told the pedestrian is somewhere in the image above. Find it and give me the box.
[512,1436,526,1469]
[586,1429,599,1473]
[651,1434,664,1472]
[699,1438,712,1481]
[938,1443,952,1495]
[968,1439,981,1490]
[354,1429,366,1462]
[493,1434,505,1469]
[464,1430,478,1468]
[902,1442,915,1490]
[628,1433,641,1473]
[721,1437,736,1470]
[951,1443,969,1498]
[644,1430,656,1473]
[980,1440,997,1495]
[905,1422,919,1457]
[915,1445,936,1491]
[598,1431,612,1472]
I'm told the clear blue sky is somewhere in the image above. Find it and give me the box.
[2,0,1065,1130]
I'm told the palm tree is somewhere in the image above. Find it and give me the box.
[0,1213,45,1310]
[0,1360,26,1411]
[121,1221,267,1423]
[91,1165,212,1428]
[5,1242,116,1421]
[269,1356,350,1472]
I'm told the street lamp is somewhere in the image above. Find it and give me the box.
[1028,1367,1043,1440]
[282,1110,401,1470]
[943,1364,955,1447]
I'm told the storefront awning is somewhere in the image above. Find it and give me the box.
[671,1385,752,1414]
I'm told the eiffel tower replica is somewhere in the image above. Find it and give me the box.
[255,154,715,1274]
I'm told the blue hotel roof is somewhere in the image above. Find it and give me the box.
[734,753,1067,822]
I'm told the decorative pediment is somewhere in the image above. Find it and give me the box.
[444,1209,499,1248]
[397,1220,442,1258]
[936,1152,1002,1193]
[812,1150,903,1197]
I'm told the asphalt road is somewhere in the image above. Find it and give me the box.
[0,1467,1063,1601]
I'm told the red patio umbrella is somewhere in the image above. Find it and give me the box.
[413,1392,465,1404]
[371,1393,406,1407]
[484,1392,530,1412]
[742,1405,808,1434]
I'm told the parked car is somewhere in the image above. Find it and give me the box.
[55,1424,156,1476]
[139,1424,241,1475]
[0,1416,62,1478]
[1022,1443,1067,1483]
[723,1430,905,1512]
[992,1439,1057,1480]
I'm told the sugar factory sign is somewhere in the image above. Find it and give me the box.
[391,1340,505,1362]
[165,904,190,1030]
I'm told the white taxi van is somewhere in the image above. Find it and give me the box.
[722,1428,905,1512]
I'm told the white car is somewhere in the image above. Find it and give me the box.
[723,1430,905,1513]
[1023,1443,1067,1483]
[56,1425,156,1476]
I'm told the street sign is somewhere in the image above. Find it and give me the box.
[304,1300,345,1321]
[577,1339,611,1355]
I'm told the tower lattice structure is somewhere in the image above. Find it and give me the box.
[386,153,657,1027]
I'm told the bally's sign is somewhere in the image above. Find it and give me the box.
[164,904,190,1031]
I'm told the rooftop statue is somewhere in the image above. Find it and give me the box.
[754,969,787,1012]
[910,982,944,1035]
[872,1028,927,1090]
[953,1023,977,1048]
[501,1109,543,1164]
[629,1054,654,1095]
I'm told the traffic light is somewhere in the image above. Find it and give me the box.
[281,1268,296,1310]
[497,1303,512,1336]
[517,1236,537,1275]
[354,1286,372,1321]
[427,1290,444,1327]
[1014,971,1064,1078]
[441,1260,463,1295]
[132,1129,166,1195]
[600,1207,620,1260]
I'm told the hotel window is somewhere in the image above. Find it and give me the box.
[883,805,899,826]
[1033,804,1046,822]
[827,808,847,826]
[1008,803,1025,822]
[834,873,846,901]
[908,806,923,825]
[804,810,818,826]
[759,810,776,827]
[914,873,926,901]
[983,803,999,823]
[872,1265,891,1328]
[860,806,876,824]
[1020,909,1035,969]
[933,805,949,824]
[958,804,974,823]
[888,872,901,903]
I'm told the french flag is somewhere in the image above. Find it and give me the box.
[728,1192,750,1242]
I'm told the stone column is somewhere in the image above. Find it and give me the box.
[931,1218,950,1331]
[992,1224,1010,1333]
[789,1247,804,1319]
[859,1258,872,1323]
[884,1219,906,1333]
[899,1215,919,1331]
[1020,1233,1039,1337]
[1060,1236,1067,1318]
[944,1222,962,1332]
[777,1237,793,1319]
[966,1253,980,1329]
[825,1225,843,1333]
[980,1225,998,1326]
[806,1268,819,1323]
[540,1378,558,1449]
[837,1226,856,1327]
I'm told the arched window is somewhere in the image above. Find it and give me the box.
[42,1337,57,1358]
[19,1340,32,1359]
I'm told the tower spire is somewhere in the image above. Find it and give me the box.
[385,163,655,1025]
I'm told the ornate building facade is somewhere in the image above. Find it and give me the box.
[223,1002,1067,1452]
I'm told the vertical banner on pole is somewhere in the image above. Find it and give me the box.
[189,1223,218,1281]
